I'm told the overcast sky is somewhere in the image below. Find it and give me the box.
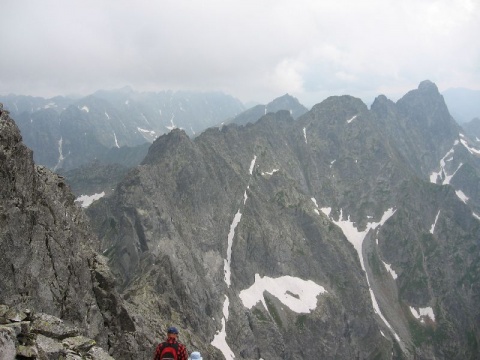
[1,0,479,107]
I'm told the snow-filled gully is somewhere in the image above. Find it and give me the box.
[211,155,257,359]
[316,202,402,343]
[212,156,328,359]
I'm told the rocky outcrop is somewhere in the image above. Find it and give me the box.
[0,103,103,335]
[0,104,150,358]
[0,304,113,359]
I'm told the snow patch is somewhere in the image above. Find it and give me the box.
[429,141,458,184]
[430,211,440,234]
[224,211,242,288]
[347,115,358,124]
[53,137,65,171]
[113,132,120,148]
[303,127,307,144]
[137,127,155,136]
[239,274,327,313]
[382,261,398,280]
[261,169,279,176]
[322,207,401,342]
[460,136,480,155]
[105,111,110,119]
[76,192,105,208]
[410,306,435,323]
[80,106,89,113]
[456,190,469,203]
[166,115,176,130]
[249,155,257,175]
[320,207,331,217]
[311,198,322,215]
[211,297,235,360]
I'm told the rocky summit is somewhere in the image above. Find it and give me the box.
[2,80,480,360]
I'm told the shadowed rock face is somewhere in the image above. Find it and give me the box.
[1,104,95,321]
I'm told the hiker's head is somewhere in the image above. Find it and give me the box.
[167,326,179,339]
[189,351,203,360]
[189,351,202,360]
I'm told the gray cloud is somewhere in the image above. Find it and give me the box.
[1,0,479,107]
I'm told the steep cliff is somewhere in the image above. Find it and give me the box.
[0,104,141,358]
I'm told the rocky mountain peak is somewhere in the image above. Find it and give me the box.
[1,104,21,146]
[418,79,439,93]
[397,79,448,114]
[309,95,368,125]
[396,80,459,144]
[141,128,193,165]
[268,93,308,118]
[229,93,308,126]
[370,94,397,118]
[269,93,305,109]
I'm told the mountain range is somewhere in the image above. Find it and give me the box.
[0,88,245,171]
[1,81,480,359]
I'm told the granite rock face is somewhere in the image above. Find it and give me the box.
[0,303,113,360]
[87,82,480,359]
[0,104,143,358]
[2,80,480,360]
[0,103,102,333]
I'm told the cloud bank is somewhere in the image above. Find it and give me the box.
[1,0,479,106]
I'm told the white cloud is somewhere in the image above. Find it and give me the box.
[1,0,479,106]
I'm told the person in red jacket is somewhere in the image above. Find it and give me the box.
[154,326,188,360]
